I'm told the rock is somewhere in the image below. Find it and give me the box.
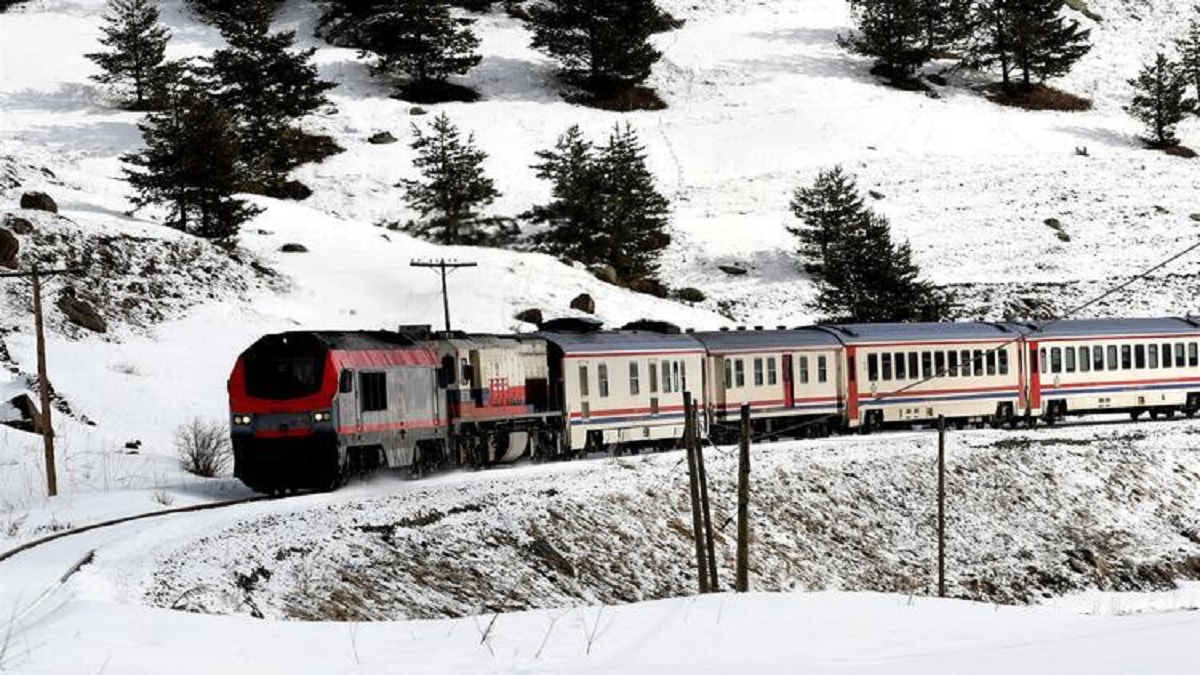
[124,440,142,451]
[674,287,706,303]
[280,243,308,253]
[409,106,428,116]
[868,190,885,200]
[1191,214,1200,222]
[4,394,43,434]
[569,293,595,314]
[1044,218,1062,228]
[718,264,748,276]
[926,73,948,86]
[56,289,107,333]
[0,228,17,269]
[589,264,618,285]
[1154,205,1169,214]
[19,191,57,214]
[514,308,543,326]
[5,216,34,235]
[368,131,398,145]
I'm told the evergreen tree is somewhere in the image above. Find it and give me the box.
[967,0,1017,88]
[1125,53,1195,148]
[187,0,278,31]
[842,0,929,80]
[123,85,260,240]
[398,113,506,245]
[1176,8,1200,110]
[527,0,668,93]
[789,168,947,323]
[86,0,171,110]
[917,0,973,54]
[207,11,336,189]
[359,0,482,99]
[526,124,670,284]
[969,0,1090,91]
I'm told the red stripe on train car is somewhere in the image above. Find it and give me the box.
[568,404,687,419]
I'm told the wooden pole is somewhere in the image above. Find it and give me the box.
[32,266,57,497]
[736,403,751,592]
[937,414,946,598]
[694,401,719,591]
[683,391,709,593]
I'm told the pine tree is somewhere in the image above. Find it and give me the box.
[526,124,670,284]
[790,168,947,323]
[969,0,1090,91]
[917,0,973,54]
[187,0,278,31]
[398,113,504,245]
[123,85,260,240]
[1176,8,1200,111]
[842,0,929,80]
[527,0,668,93]
[360,0,482,100]
[1125,53,1195,148]
[86,0,171,110]
[208,11,336,190]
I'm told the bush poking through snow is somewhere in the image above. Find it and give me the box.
[176,418,232,478]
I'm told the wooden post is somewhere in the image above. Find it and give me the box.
[736,403,751,592]
[693,401,719,591]
[32,266,57,497]
[683,391,709,593]
[937,414,946,598]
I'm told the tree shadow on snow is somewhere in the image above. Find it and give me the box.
[740,27,873,83]
[463,56,562,104]
[1054,124,1140,150]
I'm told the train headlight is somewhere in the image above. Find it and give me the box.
[312,411,332,423]
[233,414,253,426]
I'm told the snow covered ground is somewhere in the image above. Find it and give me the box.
[3,0,1200,671]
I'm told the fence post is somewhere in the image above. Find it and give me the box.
[683,391,709,593]
[938,414,946,598]
[736,403,751,592]
[694,401,719,591]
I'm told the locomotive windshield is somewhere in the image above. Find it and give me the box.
[244,333,326,400]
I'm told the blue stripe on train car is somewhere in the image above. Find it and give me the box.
[571,412,688,426]
[861,391,1019,406]
[1043,381,1200,397]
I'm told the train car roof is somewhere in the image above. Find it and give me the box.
[816,322,1017,344]
[290,331,421,351]
[690,328,840,351]
[1013,317,1200,338]
[536,330,704,355]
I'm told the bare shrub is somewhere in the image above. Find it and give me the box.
[176,418,232,478]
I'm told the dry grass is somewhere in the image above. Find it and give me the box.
[175,418,232,478]
[985,83,1092,112]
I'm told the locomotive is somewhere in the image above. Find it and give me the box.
[228,317,1200,493]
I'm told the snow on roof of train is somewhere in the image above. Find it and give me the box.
[536,330,704,354]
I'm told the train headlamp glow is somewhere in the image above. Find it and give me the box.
[232,414,252,426]
[312,411,332,423]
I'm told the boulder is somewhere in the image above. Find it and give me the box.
[57,289,107,333]
[409,106,428,116]
[3,394,42,434]
[514,308,543,326]
[569,293,595,314]
[718,264,748,276]
[280,243,308,253]
[5,216,34,235]
[368,131,398,145]
[19,191,57,214]
[0,228,17,269]
[1191,214,1200,222]
[589,264,618,285]
[868,190,886,200]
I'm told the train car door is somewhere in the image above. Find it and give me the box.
[1027,341,1042,413]
[782,354,795,408]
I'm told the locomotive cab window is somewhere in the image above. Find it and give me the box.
[359,372,387,412]
[339,369,354,393]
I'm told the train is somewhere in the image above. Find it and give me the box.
[227,317,1200,493]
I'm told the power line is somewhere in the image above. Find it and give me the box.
[410,259,477,333]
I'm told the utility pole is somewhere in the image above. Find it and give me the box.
[0,264,82,498]
[693,401,719,591]
[683,391,709,593]
[937,414,947,598]
[736,403,751,592]
[410,259,477,333]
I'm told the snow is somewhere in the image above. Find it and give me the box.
[2,0,1200,671]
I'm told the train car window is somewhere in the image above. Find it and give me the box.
[598,364,610,398]
[767,358,778,385]
[339,369,354,393]
[987,350,998,376]
[868,354,879,381]
[1148,344,1158,369]
[961,350,973,376]
[650,361,660,393]
[1176,343,1186,368]
[1064,347,1075,374]
[999,350,1009,376]
[735,359,746,387]
[1050,348,1063,374]
[948,350,959,377]
[723,360,731,390]
[1134,345,1146,369]
[1190,343,1199,367]
[1106,345,1117,370]
[359,372,387,412]
[908,353,919,380]
[1093,346,1104,371]
[579,365,589,397]
[673,361,681,392]
[973,350,985,376]
[754,358,764,386]
[1163,343,1173,368]
[894,353,906,380]
[934,351,946,377]
[662,361,672,393]
[881,353,893,381]
[1121,345,1132,370]
[921,352,933,378]
[1078,347,1090,373]
[799,356,810,384]
[629,363,640,395]
[818,355,828,383]
[681,361,688,392]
